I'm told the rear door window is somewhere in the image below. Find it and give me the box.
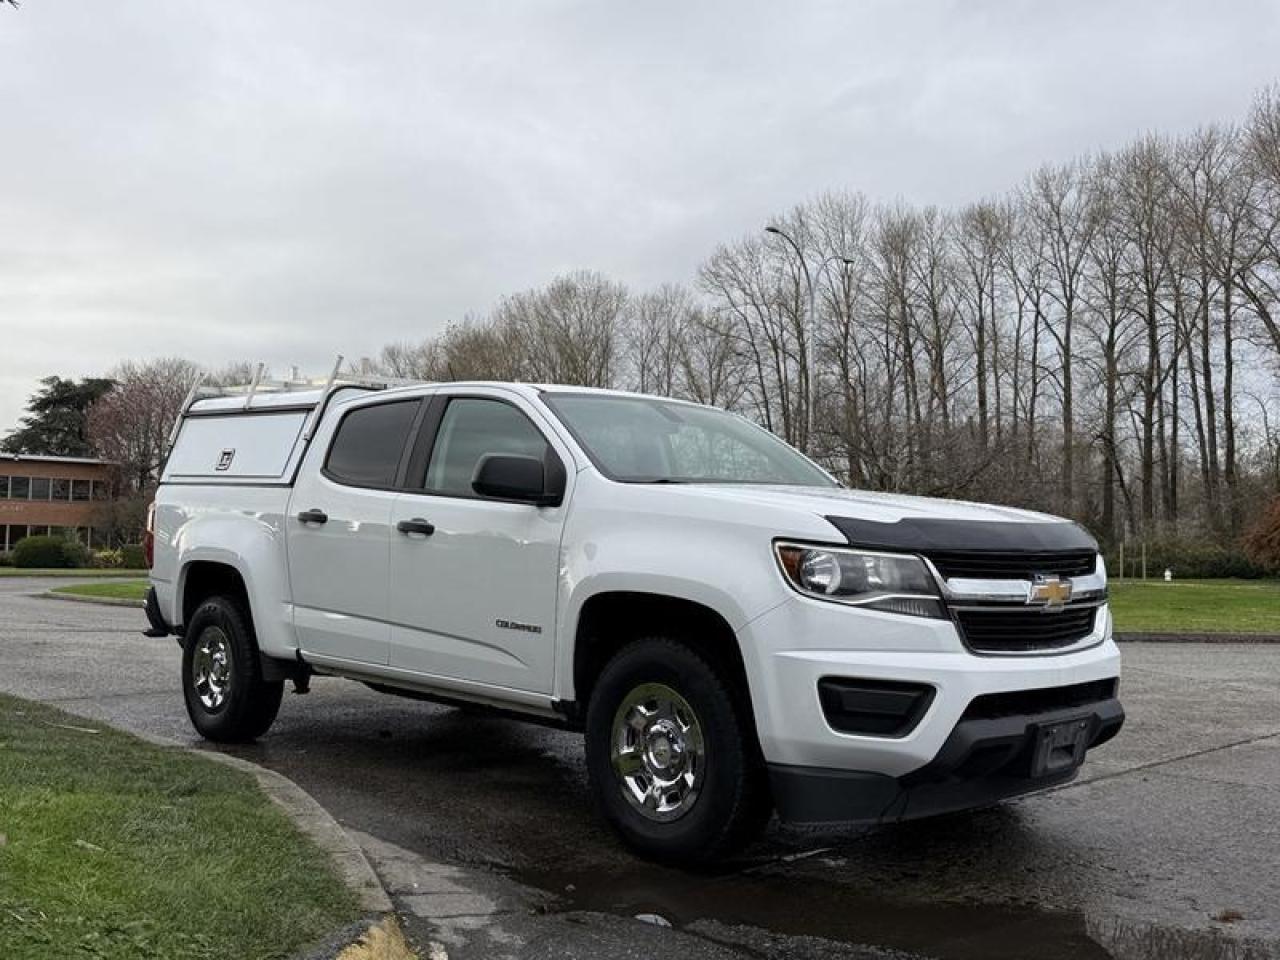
[325,400,420,488]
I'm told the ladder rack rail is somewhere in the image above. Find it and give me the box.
[163,354,428,459]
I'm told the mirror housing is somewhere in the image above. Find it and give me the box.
[472,454,564,506]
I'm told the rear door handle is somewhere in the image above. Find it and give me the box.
[296,508,328,525]
[396,518,435,537]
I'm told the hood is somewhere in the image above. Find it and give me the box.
[650,484,1096,552]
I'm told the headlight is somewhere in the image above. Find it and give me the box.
[774,542,945,619]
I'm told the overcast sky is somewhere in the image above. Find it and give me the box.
[2,1,1279,431]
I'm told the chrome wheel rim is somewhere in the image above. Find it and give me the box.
[191,626,233,711]
[611,682,705,822]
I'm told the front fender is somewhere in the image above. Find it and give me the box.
[555,516,797,701]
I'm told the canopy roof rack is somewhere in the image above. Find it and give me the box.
[167,356,427,450]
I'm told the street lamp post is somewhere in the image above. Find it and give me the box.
[764,225,853,454]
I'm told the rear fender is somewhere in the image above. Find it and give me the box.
[172,511,296,659]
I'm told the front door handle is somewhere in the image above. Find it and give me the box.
[296,508,328,525]
[396,517,436,537]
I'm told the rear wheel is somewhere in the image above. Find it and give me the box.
[182,595,283,743]
[584,637,772,863]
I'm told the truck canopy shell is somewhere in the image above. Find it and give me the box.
[161,386,373,485]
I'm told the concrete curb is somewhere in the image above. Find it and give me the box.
[40,589,146,608]
[0,570,148,579]
[206,751,393,914]
[1116,631,1280,644]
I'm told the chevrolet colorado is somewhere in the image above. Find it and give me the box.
[146,378,1123,862]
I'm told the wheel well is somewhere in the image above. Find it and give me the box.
[572,591,755,721]
[181,561,251,631]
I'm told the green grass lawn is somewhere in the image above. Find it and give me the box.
[0,695,359,960]
[50,580,149,602]
[1109,578,1280,635]
[0,568,148,578]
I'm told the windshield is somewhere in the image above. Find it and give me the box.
[542,393,838,487]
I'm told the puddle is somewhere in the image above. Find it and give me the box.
[518,861,1276,960]
[524,861,1111,960]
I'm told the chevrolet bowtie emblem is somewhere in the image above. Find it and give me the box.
[1028,575,1073,609]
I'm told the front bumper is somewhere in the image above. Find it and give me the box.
[737,594,1124,821]
[768,694,1123,823]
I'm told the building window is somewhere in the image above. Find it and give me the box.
[9,477,30,500]
[30,477,50,500]
[0,476,8,499]
[51,478,71,501]
[72,479,91,501]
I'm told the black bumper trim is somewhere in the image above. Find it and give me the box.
[142,586,171,638]
[769,696,1125,825]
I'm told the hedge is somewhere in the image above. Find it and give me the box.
[120,543,147,569]
[13,535,89,569]
[1106,539,1272,580]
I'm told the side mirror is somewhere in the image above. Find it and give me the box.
[472,454,563,506]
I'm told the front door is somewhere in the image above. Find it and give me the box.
[388,393,568,694]
[287,397,423,665]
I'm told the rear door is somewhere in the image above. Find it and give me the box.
[287,395,426,666]
[387,390,571,694]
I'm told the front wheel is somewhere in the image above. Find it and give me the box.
[584,637,772,863]
[181,595,283,743]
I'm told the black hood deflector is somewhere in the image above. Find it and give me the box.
[824,515,1098,554]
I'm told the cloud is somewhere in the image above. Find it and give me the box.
[1,0,1278,427]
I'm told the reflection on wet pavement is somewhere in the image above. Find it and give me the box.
[221,695,1280,960]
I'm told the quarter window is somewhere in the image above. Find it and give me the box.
[325,400,419,488]
[424,398,550,497]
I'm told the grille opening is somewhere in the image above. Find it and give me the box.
[962,678,1119,721]
[955,606,1097,653]
[927,549,1097,581]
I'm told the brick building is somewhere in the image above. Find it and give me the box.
[0,454,116,553]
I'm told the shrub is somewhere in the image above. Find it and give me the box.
[92,548,125,569]
[60,538,91,569]
[13,535,86,569]
[120,543,148,569]
[0,551,12,567]
[1106,537,1271,580]
[1243,497,1280,573]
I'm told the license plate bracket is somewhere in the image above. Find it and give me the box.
[1030,717,1092,777]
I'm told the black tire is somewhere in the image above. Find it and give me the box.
[584,637,772,864]
[181,595,284,743]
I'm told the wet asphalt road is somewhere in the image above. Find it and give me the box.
[3,578,1280,959]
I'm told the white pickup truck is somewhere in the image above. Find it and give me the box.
[146,378,1123,862]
